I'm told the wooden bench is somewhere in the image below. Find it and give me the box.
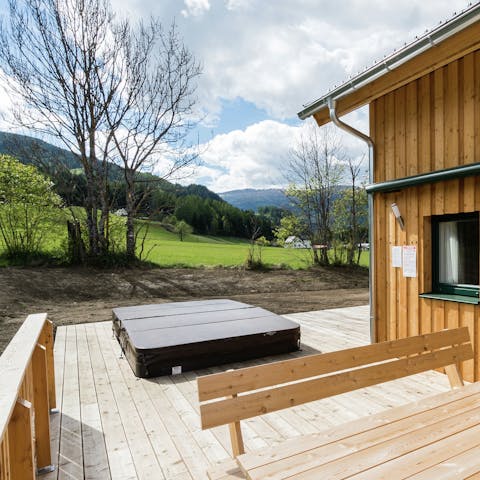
[197,327,473,479]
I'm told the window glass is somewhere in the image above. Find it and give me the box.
[438,217,478,286]
[433,213,479,297]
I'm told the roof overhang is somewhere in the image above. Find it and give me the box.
[298,4,480,126]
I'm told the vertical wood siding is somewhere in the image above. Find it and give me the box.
[370,50,480,382]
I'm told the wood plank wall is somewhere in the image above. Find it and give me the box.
[370,50,480,382]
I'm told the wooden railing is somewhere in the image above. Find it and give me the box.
[0,313,56,479]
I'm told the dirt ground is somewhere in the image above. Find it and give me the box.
[0,265,369,354]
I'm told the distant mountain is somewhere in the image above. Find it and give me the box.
[0,131,82,170]
[0,131,222,202]
[176,183,223,202]
[219,188,293,212]
[0,130,131,182]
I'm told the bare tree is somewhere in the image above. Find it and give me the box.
[332,155,368,265]
[0,0,127,258]
[107,20,200,259]
[346,155,366,264]
[0,0,200,262]
[286,123,345,265]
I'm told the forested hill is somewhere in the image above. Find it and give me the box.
[0,131,275,239]
[0,131,81,169]
[0,131,222,202]
[219,188,292,211]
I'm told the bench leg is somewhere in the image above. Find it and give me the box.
[226,388,245,457]
[228,421,245,457]
[445,363,464,389]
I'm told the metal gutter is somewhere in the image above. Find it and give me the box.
[327,99,376,344]
[366,162,480,193]
[298,3,480,121]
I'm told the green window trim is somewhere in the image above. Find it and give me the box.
[433,284,479,297]
[365,163,480,194]
[419,292,479,305]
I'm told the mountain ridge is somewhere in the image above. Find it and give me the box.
[0,131,223,203]
[219,188,292,211]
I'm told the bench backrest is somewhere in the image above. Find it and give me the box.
[197,327,473,456]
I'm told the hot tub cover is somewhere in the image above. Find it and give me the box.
[112,299,300,377]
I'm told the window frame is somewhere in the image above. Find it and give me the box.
[431,212,480,299]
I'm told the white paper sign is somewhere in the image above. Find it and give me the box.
[402,245,417,278]
[391,246,402,267]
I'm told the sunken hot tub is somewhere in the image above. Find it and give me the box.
[112,299,301,378]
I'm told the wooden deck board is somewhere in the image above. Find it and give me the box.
[44,324,66,480]
[77,324,111,480]
[85,321,137,479]
[50,305,452,479]
[93,322,163,479]
[97,323,191,480]
[58,324,83,480]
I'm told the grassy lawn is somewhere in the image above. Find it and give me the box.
[138,222,369,269]
[0,214,369,269]
[137,221,314,268]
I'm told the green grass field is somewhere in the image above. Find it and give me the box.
[137,221,369,269]
[136,221,314,268]
[0,213,369,269]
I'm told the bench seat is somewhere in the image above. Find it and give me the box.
[208,382,480,479]
[198,327,473,477]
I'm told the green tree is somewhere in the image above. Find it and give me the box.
[274,215,307,246]
[0,155,62,258]
[257,205,289,228]
[175,220,193,241]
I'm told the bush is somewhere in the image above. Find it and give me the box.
[0,155,63,261]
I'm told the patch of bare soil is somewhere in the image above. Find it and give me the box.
[0,265,368,354]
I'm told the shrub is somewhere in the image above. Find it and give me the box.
[0,155,63,261]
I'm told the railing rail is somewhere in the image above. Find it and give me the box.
[0,313,56,478]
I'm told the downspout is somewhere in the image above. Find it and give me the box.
[327,98,376,343]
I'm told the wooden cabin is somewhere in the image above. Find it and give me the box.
[298,4,480,382]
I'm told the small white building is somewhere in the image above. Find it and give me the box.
[284,236,311,249]
[114,208,128,217]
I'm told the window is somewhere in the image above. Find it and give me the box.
[432,213,479,298]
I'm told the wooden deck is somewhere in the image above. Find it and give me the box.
[45,305,453,480]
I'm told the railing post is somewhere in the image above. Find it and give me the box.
[43,320,57,410]
[1,437,10,479]
[7,399,35,480]
[32,344,54,473]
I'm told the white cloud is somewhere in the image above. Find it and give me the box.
[224,0,253,11]
[109,0,472,126]
[187,120,298,191]
[185,116,370,192]
[181,0,211,17]
[179,0,471,121]
[0,74,17,131]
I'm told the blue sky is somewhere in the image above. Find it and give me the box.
[0,0,475,192]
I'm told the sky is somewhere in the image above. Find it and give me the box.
[0,0,475,192]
